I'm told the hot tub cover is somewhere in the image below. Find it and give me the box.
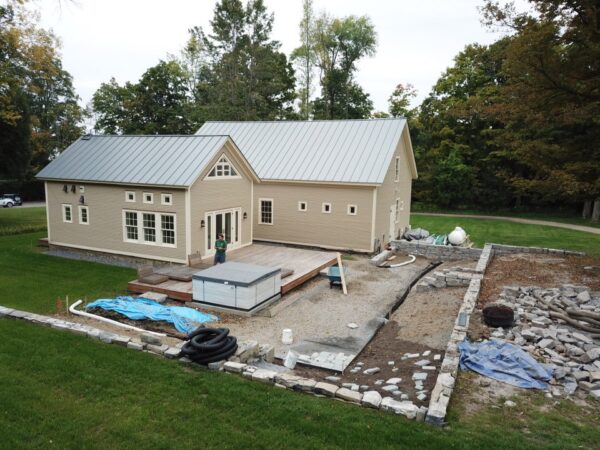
[193,261,280,287]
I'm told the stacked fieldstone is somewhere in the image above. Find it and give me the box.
[488,285,600,400]
[415,267,482,292]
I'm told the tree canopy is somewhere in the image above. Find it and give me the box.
[0,0,85,180]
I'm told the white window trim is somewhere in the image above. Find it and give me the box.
[125,191,136,203]
[322,202,332,214]
[122,210,177,248]
[143,192,154,204]
[258,198,274,225]
[123,210,139,243]
[347,204,358,216]
[78,205,89,225]
[79,186,85,194]
[161,193,173,206]
[62,204,72,223]
[205,153,242,180]
[395,156,401,182]
[298,201,307,212]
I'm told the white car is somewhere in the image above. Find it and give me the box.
[0,197,16,207]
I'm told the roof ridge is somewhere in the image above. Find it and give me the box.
[85,134,230,138]
[203,117,406,124]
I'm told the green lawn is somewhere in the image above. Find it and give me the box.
[0,231,134,314]
[411,215,600,257]
[1,318,599,449]
[0,206,47,236]
[411,203,600,229]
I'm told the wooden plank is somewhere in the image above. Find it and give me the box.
[336,252,348,295]
[281,257,337,295]
[127,280,192,302]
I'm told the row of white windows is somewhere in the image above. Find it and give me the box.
[123,210,176,247]
[258,199,357,225]
[125,191,173,206]
[62,204,88,225]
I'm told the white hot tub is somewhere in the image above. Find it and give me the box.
[192,262,281,313]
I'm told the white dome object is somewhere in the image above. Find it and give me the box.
[448,227,467,246]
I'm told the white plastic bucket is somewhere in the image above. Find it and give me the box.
[283,350,298,369]
[281,328,293,345]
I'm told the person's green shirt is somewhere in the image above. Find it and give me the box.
[215,238,227,254]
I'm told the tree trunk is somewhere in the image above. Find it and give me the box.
[592,198,600,223]
[582,200,592,219]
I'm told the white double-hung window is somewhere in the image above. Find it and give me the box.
[123,210,176,247]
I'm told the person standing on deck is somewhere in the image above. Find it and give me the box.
[214,233,227,265]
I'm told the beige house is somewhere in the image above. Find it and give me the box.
[37,118,417,263]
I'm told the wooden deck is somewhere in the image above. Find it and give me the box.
[127,243,338,301]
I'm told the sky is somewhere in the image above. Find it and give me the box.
[37,0,514,113]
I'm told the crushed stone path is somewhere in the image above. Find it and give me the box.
[412,212,600,235]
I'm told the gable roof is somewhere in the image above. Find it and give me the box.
[36,135,239,187]
[197,118,416,184]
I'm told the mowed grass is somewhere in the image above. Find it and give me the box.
[0,206,47,236]
[1,319,599,450]
[0,232,134,314]
[411,203,600,229]
[411,215,600,257]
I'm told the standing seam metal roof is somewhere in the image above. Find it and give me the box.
[36,135,230,187]
[196,118,409,184]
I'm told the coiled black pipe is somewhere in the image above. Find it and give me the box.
[180,327,238,365]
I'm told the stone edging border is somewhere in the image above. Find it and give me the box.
[0,307,181,357]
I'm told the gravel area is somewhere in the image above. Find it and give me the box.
[218,255,431,360]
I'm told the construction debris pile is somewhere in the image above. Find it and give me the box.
[489,284,600,400]
[402,226,472,248]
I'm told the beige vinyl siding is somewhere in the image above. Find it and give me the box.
[253,182,374,252]
[46,181,187,262]
[374,128,413,249]
[188,141,253,256]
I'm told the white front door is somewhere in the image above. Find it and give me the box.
[205,207,241,256]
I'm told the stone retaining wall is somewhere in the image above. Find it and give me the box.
[389,240,585,263]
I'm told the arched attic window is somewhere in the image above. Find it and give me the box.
[207,154,239,178]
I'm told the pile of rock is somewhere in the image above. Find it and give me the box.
[489,284,600,400]
[415,267,482,292]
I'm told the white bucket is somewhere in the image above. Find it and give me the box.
[281,328,293,345]
[283,350,298,369]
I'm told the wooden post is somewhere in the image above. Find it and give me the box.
[336,252,348,295]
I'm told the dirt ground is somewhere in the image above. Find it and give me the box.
[293,260,474,406]
[480,253,600,307]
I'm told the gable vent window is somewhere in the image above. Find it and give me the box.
[161,193,173,205]
[207,155,239,179]
[322,203,332,214]
[298,201,307,212]
[143,193,154,204]
[347,204,357,216]
[125,191,136,202]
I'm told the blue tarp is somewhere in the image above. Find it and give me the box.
[458,339,553,390]
[86,296,217,334]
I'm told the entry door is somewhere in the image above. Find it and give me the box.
[205,208,241,255]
